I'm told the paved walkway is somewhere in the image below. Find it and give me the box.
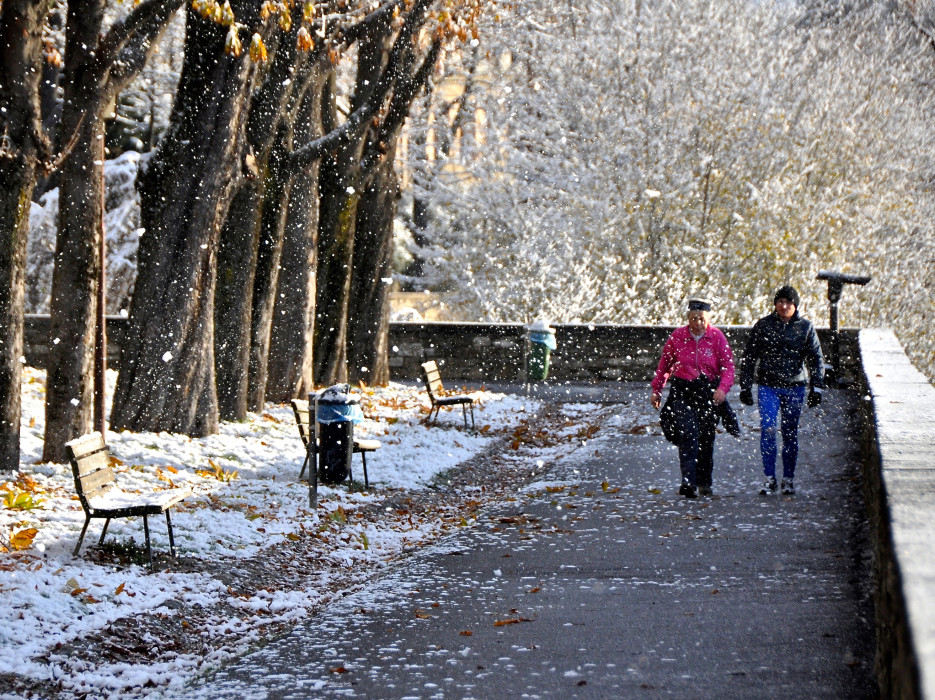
[190,384,876,698]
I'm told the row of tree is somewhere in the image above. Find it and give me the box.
[0,0,483,469]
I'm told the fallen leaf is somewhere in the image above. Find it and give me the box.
[494,617,533,626]
[9,528,38,551]
[329,666,349,674]
[115,583,126,595]
[460,630,472,636]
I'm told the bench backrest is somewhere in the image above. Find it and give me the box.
[65,432,115,512]
[420,361,445,402]
[291,398,320,452]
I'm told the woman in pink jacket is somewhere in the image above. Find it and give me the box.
[651,299,735,498]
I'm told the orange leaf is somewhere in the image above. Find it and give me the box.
[115,582,126,595]
[329,666,349,674]
[460,630,472,636]
[10,528,37,551]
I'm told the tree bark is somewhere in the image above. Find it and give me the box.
[42,0,185,461]
[266,84,325,403]
[0,0,53,470]
[347,149,399,385]
[214,179,261,420]
[247,135,293,410]
[312,70,365,385]
[110,6,259,435]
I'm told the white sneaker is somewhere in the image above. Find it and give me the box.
[759,477,778,495]
[781,478,795,495]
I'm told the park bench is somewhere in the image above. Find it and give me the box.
[65,432,191,564]
[290,398,380,491]
[420,360,476,430]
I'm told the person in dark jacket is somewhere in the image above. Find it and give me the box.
[738,285,825,495]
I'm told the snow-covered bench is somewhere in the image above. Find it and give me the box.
[420,360,475,429]
[66,432,191,564]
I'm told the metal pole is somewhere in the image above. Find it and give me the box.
[94,131,107,435]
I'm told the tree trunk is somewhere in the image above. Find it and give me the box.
[214,29,311,419]
[347,148,399,386]
[313,71,364,386]
[110,7,258,435]
[266,85,325,403]
[42,0,185,460]
[0,0,52,470]
[42,110,104,462]
[247,137,293,410]
[214,179,261,420]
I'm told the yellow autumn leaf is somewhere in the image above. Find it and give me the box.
[115,582,126,595]
[249,33,268,62]
[9,528,38,550]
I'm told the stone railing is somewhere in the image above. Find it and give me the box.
[858,329,935,699]
[387,321,859,383]
[24,316,860,383]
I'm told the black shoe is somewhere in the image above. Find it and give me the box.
[781,478,795,495]
[698,485,713,497]
[758,477,778,496]
[679,480,698,499]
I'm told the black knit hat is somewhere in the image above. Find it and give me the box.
[687,298,712,312]
[774,285,800,308]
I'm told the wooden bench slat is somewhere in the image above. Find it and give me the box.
[67,432,106,460]
[73,449,111,476]
[78,468,117,495]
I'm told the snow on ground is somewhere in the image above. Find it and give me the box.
[0,368,602,697]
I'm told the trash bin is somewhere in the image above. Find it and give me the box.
[526,320,556,381]
[314,384,364,484]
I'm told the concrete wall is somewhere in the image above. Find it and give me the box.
[25,316,859,384]
[388,321,858,383]
[858,329,935,700]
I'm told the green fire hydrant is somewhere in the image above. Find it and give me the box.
[526,320,556,381]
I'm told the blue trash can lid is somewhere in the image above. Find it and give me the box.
[314,385,364,424]
[527,320,556,349]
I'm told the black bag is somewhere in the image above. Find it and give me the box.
[660,394,680,444]
[318,420,354,484]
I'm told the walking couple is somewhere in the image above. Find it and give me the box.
[650,286,825,499]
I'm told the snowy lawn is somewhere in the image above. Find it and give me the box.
[0,368,600,698]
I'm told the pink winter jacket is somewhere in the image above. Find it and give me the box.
[651,325,735,396]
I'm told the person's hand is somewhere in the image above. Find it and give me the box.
[712,388,726,405]
[651,392,662,410]
[807,390,822,407]
[739,388,754,406]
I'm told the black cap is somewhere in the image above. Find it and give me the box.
[687,298,712,312]
[774,285,800,308]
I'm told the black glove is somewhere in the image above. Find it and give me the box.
[807,390,822,407]
[739,388,754,406]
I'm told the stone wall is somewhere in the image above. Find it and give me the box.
[858,329,935,700]
[388,321,858,384]
[25,316,859,383]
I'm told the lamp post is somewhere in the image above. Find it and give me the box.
[816,270,871,384]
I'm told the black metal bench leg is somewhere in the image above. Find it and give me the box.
[165,510,177,559]
[470,403,475,430]
[309,452,318,508]
[361,452,369,489]
[298,451,309,480]
[98,517,112,546]
[462,404,468,429]
[74,515,92,556]
[143,515,152,565]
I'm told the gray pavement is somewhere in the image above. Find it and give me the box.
[190,384,876,699]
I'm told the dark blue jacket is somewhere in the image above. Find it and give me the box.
[739,311,825,390]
